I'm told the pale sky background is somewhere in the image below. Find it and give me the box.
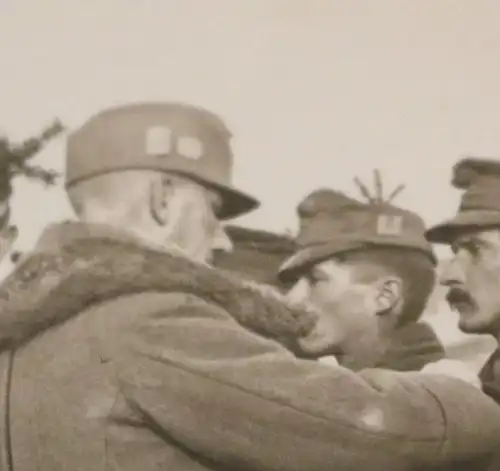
[2,0,500,259]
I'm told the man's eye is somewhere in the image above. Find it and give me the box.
[305,272,317,283]
[306,274,317,284]
[466,242,482,257]
[307,272,327,285]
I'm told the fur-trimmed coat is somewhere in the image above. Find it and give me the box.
[0,222,500,471]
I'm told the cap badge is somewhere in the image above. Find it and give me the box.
[177,135,204,160]
[145,126,203,160]
[145,126,172,155]
[377,214,403,235]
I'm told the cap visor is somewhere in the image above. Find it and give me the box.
[214,184,260,220]
[278,235,436,283]
[426,210,500,244]
[165,170,260,220]
[278,239,364,283]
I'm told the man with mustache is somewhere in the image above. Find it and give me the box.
[1,106,500,471]
[426,157,500,406]
[277,179,447,372]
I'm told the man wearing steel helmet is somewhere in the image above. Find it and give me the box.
[0,108,499,471]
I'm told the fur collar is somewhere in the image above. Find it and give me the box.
[0,223,317,354]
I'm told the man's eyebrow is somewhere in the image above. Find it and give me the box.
[306,266,320,277]
[312,266,331,278]
[452,234,489,251]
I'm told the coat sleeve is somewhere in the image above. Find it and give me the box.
[116,292,500,471]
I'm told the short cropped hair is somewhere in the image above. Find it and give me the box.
[340,247,436,325]
[66,170,154,217]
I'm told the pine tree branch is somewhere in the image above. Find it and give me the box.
[11,164,60,185]
[0,119,64,187]
[7,119,65,166]
[0,119,65,241]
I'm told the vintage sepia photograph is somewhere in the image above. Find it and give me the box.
[1,1,500,469]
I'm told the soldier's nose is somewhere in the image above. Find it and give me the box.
[286,278,311,305]
[439,257,465,287]
[212,224,233,254]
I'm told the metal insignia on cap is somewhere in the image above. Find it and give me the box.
[177,136,203,160]
[377,214,403,235]
[145,126,172,155]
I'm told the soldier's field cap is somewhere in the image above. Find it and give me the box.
[426,157,500,243]
[66,102,259,219]
[278,176,436,283]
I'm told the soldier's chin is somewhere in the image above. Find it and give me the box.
[456,308,487,334]
[297,331,343,358]
[318,355,340,367]
[458,318,478,334]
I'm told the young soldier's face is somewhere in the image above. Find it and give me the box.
[440,229,500,336]
[289,259,394,369]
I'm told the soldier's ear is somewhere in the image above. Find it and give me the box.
[373,276,403,316]
[149,174,176,225]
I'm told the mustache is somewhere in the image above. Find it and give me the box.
[446,287,474,306]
